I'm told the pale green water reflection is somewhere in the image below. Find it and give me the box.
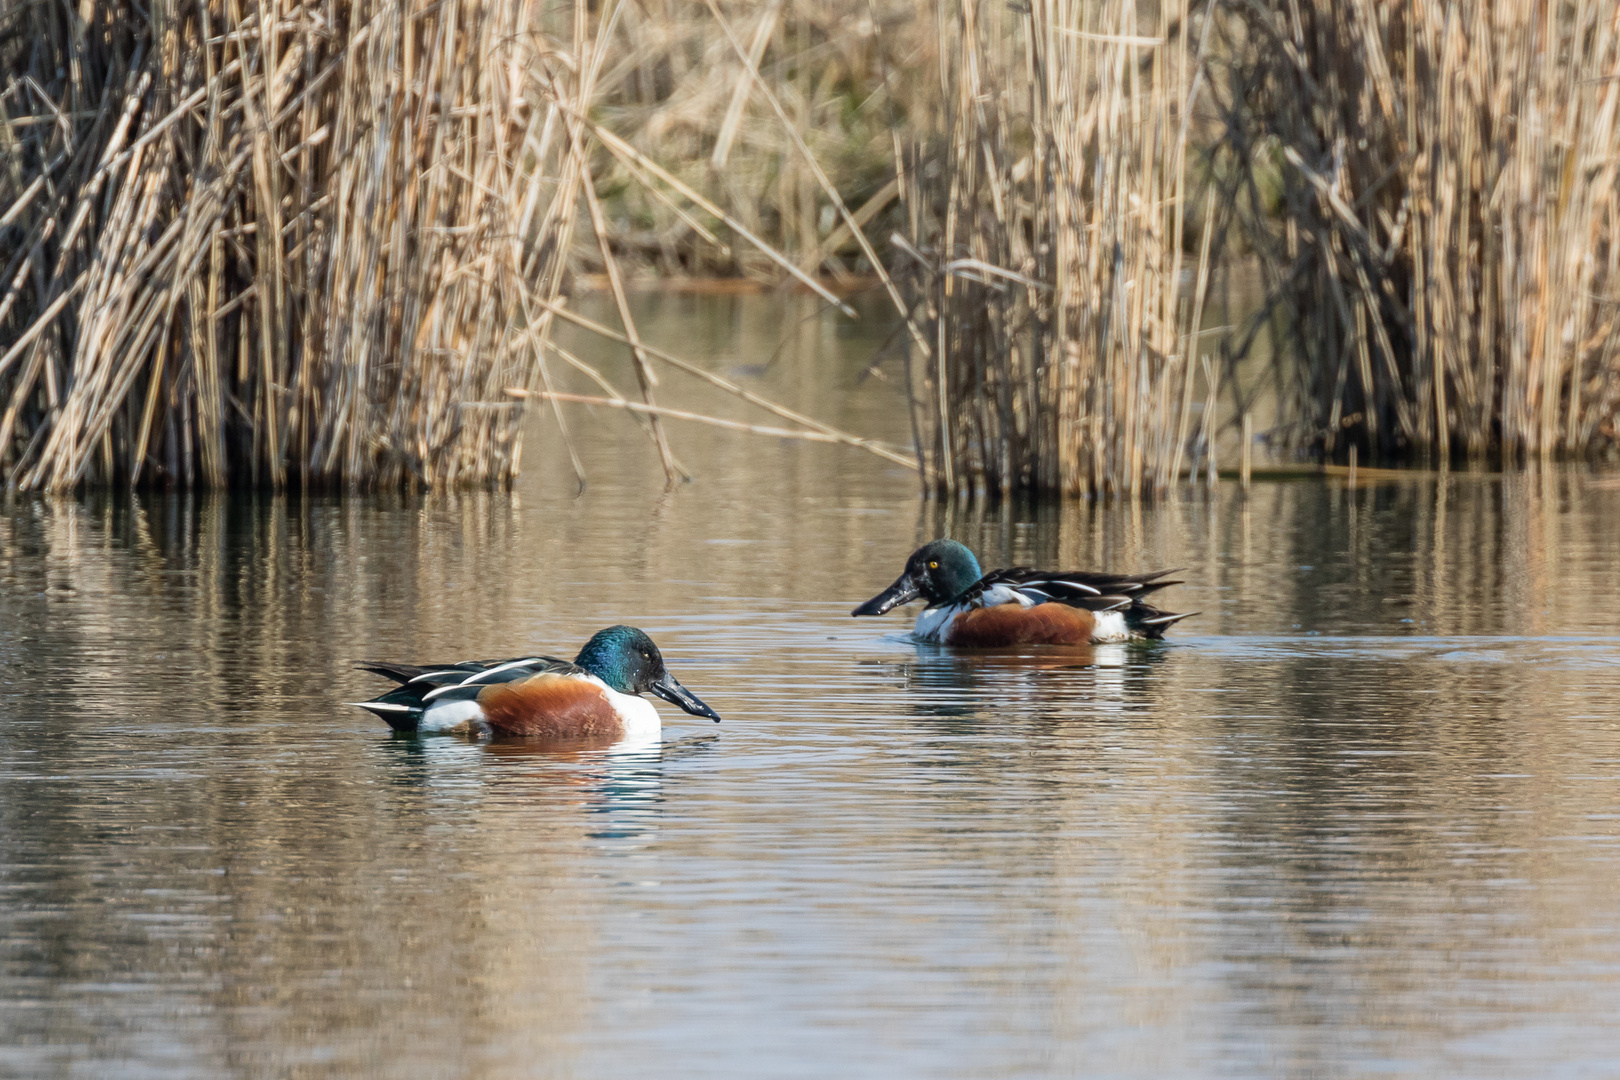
[2,294,1619,1078]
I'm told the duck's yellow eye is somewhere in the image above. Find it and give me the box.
[929,561,938,569]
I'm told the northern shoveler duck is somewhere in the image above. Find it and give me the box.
[351,625,720,738]
[852,539,1193,646]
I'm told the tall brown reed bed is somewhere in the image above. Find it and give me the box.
[1213,1,1620,464]
[5,0,1616,495]
[892,0,1218,497]
[0,0,558,490]
[0,0,911,492]
[901,0,1620,487]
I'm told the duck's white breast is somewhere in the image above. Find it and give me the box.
[601,683,661,739]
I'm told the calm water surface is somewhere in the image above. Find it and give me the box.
[3,295,1620,1078]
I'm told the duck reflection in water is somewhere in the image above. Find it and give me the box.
[488,735,720,840]
[863,640,1169,723]
[377,726,720,840]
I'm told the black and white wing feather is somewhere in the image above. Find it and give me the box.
[956,566,1192,639]
[353,655,582,730]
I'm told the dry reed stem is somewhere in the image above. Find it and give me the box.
[531,295,919,470]
[508,387,915,454]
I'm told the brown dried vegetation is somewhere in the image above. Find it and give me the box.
[0,0,1615,495]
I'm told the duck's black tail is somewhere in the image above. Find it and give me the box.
[350,687,426,732]
[352,663,462,731]
[1126,602,1197,639]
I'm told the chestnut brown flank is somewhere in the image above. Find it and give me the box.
[944,603,1095,647]
[476,675,624,738]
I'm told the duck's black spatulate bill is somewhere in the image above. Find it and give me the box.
[852,570,920,617]
[651,671,721,722]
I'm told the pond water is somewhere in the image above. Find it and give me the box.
[2,294,1620,1078]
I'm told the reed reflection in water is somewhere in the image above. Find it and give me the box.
[2,294,1619,1077]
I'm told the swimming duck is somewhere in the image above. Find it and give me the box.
[352,625,720,738]
[852,539,1192,646]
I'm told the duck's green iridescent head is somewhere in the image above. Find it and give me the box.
[851,539,984,615]
[573,625,720,721]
